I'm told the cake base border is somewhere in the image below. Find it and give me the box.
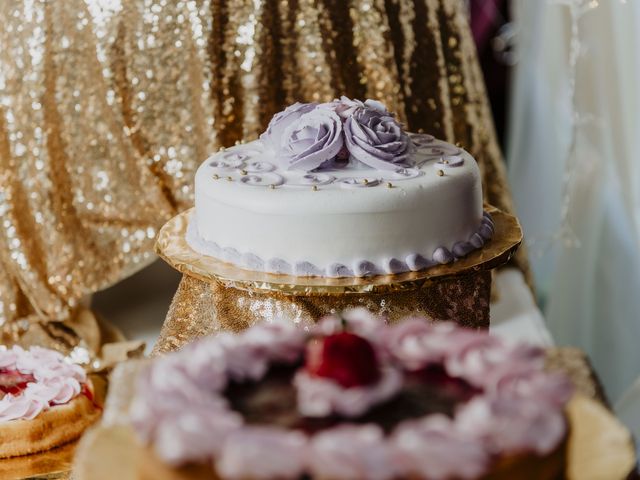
[154,205,521,296]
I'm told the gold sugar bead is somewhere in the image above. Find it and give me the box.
[437,170,444,177]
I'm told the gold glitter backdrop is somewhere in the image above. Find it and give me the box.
[0,0,528,339]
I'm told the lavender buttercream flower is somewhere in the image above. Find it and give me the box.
[340,97,412,170]
[278,106,345,171]
[332,96,388,118]
[260,102,318,152]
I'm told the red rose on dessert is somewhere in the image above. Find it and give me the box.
[305,332,381,388]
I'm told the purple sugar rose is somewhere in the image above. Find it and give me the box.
[279,106,344,171]
[341,99,412,170]
[261,98,411,171]
[260,102,318,152]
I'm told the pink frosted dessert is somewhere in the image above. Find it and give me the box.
[0,345,100,458]
[130,310,573,480]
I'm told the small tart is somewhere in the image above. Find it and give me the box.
[0,392,100,458]
[0,346,101,458]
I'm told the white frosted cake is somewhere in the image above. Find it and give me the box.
[188,98,494,277]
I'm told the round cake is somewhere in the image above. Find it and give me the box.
[130,310,573,480]
[188,98,494,277]
[0,345,101,458]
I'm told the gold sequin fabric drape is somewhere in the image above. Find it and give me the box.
[0,0,528,339]
[153,271,492,354]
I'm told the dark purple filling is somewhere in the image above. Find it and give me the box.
[224,364,480,435]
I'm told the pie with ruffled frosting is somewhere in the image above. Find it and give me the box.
[0,346,101,458]
[130,310,573,480]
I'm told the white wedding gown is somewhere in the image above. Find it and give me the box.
[507,0,640,431]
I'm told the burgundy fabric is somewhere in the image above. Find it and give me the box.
[469,0,510,149]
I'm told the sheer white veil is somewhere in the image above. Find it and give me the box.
[507,0,640,412]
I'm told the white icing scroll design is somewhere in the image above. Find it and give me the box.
[338,177,380,189]
[289,173,336,187]
[433,154,464,170]
[381,167,423,181]
[239,172,285,187]
[245,160,276,173]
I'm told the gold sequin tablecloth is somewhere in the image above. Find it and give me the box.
[0,0,528,352]
[151,206,522,354]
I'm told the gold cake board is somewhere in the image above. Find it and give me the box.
[154,205,522,296]
[71,353,637,480]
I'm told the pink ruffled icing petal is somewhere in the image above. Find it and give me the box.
[456,397,567,456]
[308,425,397,480]
[217,427,308,480]
[0,346,87,423]
[294,366,403,418]
[48,378,81,404]
[239,321,307,364]
[391,415,489,480]
[489,369,574,407]
[0,350,18,369]
[0,397,38,422]
[153,408,243,465]
[382,319,467,369]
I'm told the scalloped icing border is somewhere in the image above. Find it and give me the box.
[185,212,495,278]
